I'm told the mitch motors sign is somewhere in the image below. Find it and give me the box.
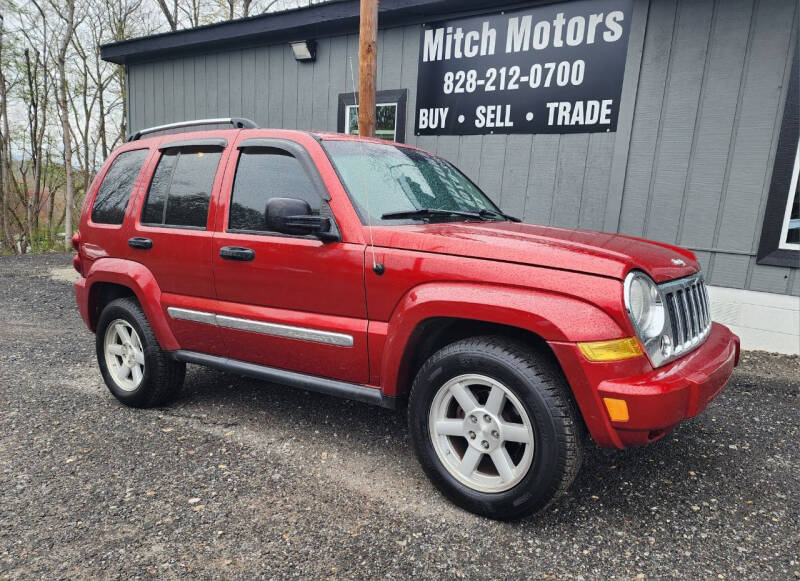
[415,0,633,136]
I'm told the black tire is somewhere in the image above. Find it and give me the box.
[408,335,583,520]
[96,297,185,408]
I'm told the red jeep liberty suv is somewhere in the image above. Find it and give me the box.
[73,118,740,520]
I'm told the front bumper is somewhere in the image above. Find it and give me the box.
[550,323,740,449]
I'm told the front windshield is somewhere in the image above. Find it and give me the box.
[322,140,505,225]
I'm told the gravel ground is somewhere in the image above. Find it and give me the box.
[1,252,798,579]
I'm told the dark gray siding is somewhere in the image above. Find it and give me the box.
[126,0,799,295]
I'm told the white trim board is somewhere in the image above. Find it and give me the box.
[707,286,800,355]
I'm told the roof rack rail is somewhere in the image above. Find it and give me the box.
[127,117,258,141]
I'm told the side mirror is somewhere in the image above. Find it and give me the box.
[265,197,337,241]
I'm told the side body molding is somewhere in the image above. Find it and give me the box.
[82,258,179,351]
[377,282,627,397]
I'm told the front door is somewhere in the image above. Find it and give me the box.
[211,138,369,384]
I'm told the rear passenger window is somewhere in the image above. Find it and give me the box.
[229,148,321,232]
[91,149,149,224]
[142,147,222,228]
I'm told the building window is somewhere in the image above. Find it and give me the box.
[338,89,407,143]
[345,103,398,141]
[757,45,799,267]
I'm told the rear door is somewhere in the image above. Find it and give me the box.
[127,135,231,355]
[211,136,369,384]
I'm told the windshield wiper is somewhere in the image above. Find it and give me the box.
[478,209,521,222]
[381,208,489,221]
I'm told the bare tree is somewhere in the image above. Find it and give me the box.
[45,0,79,250]
[157,0,206,29]
[7,0,54,251]
[23,47,48,247]
[260,0,328,14]
[77,6,110,159]
[68,32,99,222]
[178,0,205,28]
[0,14,9,249]
[155,0,179,30]
[215,0,255,19]
[104,0,153,142]
[0,0,336,254]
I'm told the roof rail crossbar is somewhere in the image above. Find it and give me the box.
[127,117,258,141]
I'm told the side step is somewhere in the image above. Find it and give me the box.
[172,350,398,409]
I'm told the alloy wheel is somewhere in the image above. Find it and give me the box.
[103,319,145,392]
[428,374,535,493]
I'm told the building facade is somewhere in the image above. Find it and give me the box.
[102,0,799,353]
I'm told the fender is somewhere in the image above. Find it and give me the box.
[378,282,626,396]
[83,258,179,351]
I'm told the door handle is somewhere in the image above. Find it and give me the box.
[128,237,153,250]
[219,246,255,261]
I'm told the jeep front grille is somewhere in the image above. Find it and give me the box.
[661,274,712,359]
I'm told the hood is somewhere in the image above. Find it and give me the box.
[370,221,699,282]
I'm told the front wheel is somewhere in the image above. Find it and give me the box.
[408,336,583,520]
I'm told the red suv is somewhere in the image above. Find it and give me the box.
[74,118,740,520]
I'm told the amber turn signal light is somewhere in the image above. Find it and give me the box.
[602,398,630,422]
[577,337,643,362]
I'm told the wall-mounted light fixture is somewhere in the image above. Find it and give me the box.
[290,40,316,62]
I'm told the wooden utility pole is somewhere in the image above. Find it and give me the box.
[358,0,378,137]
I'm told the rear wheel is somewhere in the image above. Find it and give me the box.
[103,319,146,392]
[408,336,583,520]
[96,297,185,407]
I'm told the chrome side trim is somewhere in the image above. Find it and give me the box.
[216,315,354,347]
[167,307,217,325]
[166,307,354,348]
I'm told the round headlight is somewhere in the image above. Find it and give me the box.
[624,272,665,341]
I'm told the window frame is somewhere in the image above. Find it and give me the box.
[777,142,799,252]
[757,46,799,267]
[89,147,151,227]
[225,138,338,240]
[139,144,225,231]
[337,89,407,143]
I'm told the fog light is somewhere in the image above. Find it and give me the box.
[603,398,629,422]
[578,337,643,362]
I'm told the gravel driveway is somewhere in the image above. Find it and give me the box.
[1,252,798,579]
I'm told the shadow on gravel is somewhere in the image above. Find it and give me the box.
[159,359,784,527]
[171,366,407,451]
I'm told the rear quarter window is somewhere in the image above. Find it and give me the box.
[91,149,149,224]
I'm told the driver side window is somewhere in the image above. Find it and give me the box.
[229,148,321,233]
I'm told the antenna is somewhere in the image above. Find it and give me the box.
[349,56,383,275]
